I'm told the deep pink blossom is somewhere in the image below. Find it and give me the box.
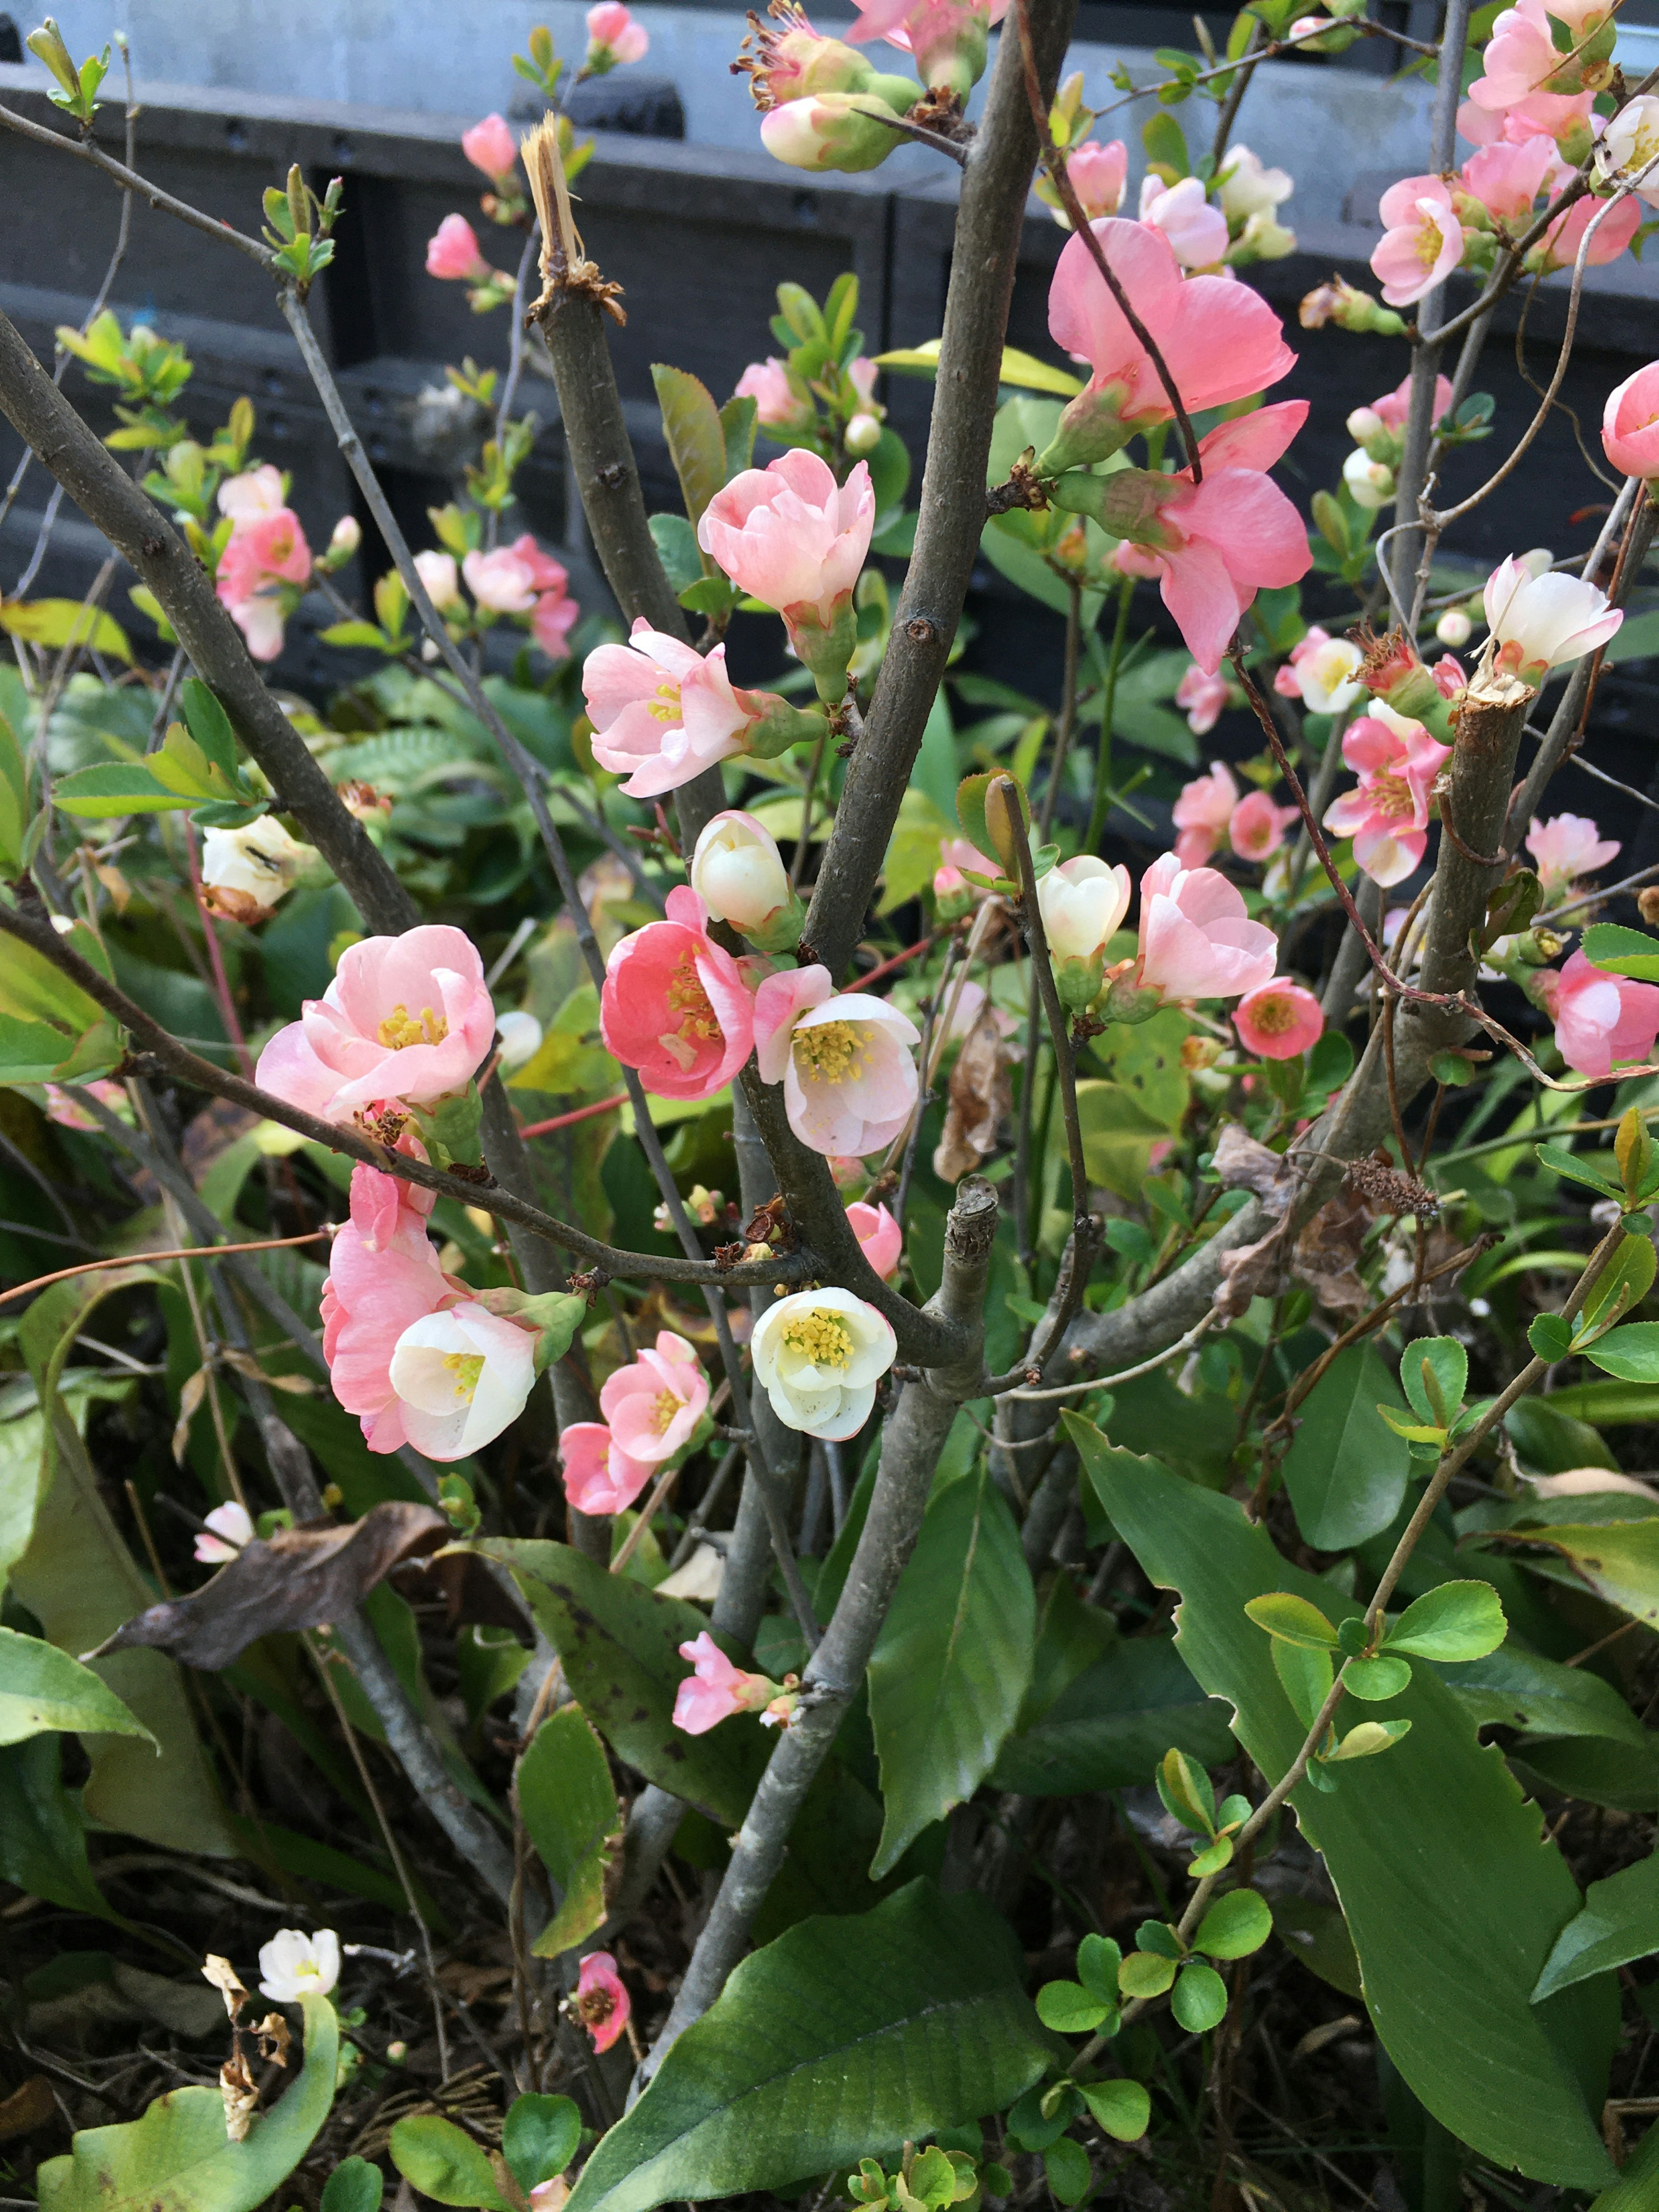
[1172,762,1239,868]
[1526,811,1619,898]
[257,925,496,1122]
[1537,949,1659,1079]
[560,1422,656,1516]
[1603,362,1659,478]
[1536,189,1641,270]
[1176,664,1229,737]
[848,1198,903,1279]
[461,113,518,181]
[600,886,755,1101]
[1136,854,1278,1002]
[426,214,492,281]
[600,1331,710,1464]
[1228,789,1300,863]
[216,509,312,664]
[573,1953,631,2053]
[584,621,763,797]
[1322,707,1452,886]
[1370,176,1464,307]
[673,1631,775,1735]
[753,964,920,1154]
[1233,977,1324,1059]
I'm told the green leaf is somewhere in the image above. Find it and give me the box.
[179,678,240,779]
[318,620,396,651]
[1587,2110,1659,2209]
[1439,1645,1646,1743]
[1073,1081,1171,1201]
[1529,1313,1576,1363]
[0,1626,156,1748]
[1077,1933,1122,2005]
[560,1882,1056,2212]
[1509,1518,1659,1625]
[1242,1593,1341,1650]
[38,1993,337,2212]
[1583,1322,1659,1383]
[1577,1236,1657,1341]
[1401,1336,1467,1428]
[1326,1717,1411,1761]
[518,1706,623,1958]
[1382,1580,1508,1662]
[1042,2139,1091,2206]
[652,365,727,537]
[1195,1888,1272,1960]
[0,597,130,663]
[1283,1345,1411,1551]
[1155,1744,1217,1835]
[1342,1655,1412,1703]
[870,338,1082,397]
[1271,1638,1334,1731]
[51,761,199,817]
[0,1734,114,1919]
[1073,1426,1619,2190]
[390,2117,513,2211]
[1171,1961,1228,2033]
[1117,1951,1176,1999]
[1532,1850,1659,2002]
[648,514,704,595]
[479,1540,768,1826]
[1583,923,1659,982]
[1536,1143,1624,1201]
[867,1463,1035,1874]
[989,1634,1234,1793]
[718,394,758,482]
[321,2159,384,2212]
[1035,1980,1109,2033]
[1077,2079,1148,2142]
[1084,1007,1191,1132]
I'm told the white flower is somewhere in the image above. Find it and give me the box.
[1294,634,1364,715]
[1217,144,1294,221]
[750,1287,896,1440]
[1036,856,1131,961]
[1482,556,1623,686]
[194,1500,254,1564]
[413,549,461,611]
[495,1011,544,1071]
[690,810,791,934]
[1436,607,1473,648]
[1598,94,1659,206]
[327,515,362,559]
[1343,448,1394,510]
[257,1927,340,2002]
[200,816,311,919]
[387,1302,537,1460]
[1346,405,1385,445]
[1234,212,1297,261]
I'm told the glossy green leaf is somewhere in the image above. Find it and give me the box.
[1535,1143,1622,1201]
[718,393,758,482]
[1583,1322,1659,1383]
[519,1707,623,1958]
[1401,1337,1467,1428]
[1155,1745,1216,1834]
[1171,1960,1228,2033]
[1505,1516,1659,1624]
[1195,1888,1272,1960]
[1343,1655,1412,1703]
[1383,1580,1507,1662]
[52,761,198,817]
[652,365,727,534]
[1327,1717,1411,1761]
[648,513,703,594]
[321,2158,383,2212]
[868,1463,1035,1874]
[1243,1593,1341,1650]
[1532,1851,1659,2002]
[390,2117,513,2211]
[1077,1933,1121,2004]
[1117,1951,1176,1999]
[1583,923,1659,982]
[1283,1344,1411,1550]
[0,1734,114,1919]
[989,1634,1233,1792]
[561,1882,1056,2212]
[1077,2079,1149,2142]
[1438,1646,1645,1743]
[1577,1236,1657,1340]
[37,1993,337,2212]
[1529,1313,1576,1364]
[0,1626,156,1748]
[1074,1424,1618,2190]
[1035,1980,1109,2032]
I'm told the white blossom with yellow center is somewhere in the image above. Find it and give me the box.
[257,1927,340,2002]
[750,1286,898,1440]
[386,1302,537,1460]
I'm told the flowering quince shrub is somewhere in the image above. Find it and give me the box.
[20,8,1659,2212]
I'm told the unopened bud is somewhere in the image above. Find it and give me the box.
[1299,276,1407,337]
[1181,1034,1225,1071]
[326,514,361,561]
[1640,887,1659,925]
[982,777,1026,874]
[933,863,973,921]
[1435,607,1473,649]
[1345,406,1385,444]
[844,410,882,455]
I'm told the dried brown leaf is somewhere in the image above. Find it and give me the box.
[1293,1190,1371,1316]
[933,1003,1011,1184]
[172,1367,208,1463]
[202,1954,248,2021]
[1211,1123,1297,1217]
[220,2053,258,2142]
[252,2012,292,2065]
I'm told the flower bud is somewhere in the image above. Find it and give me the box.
[690,809,802,951]
[1298,276,1408,337]
[1345,405,1384,444]
[981,777,1025,874]
[324,514,361,564]
[1435,607,1473,648]
[933,863,973,920]
[1343,447,1394,510]
[759,83,915,173]
[495,1010,543,1071]
[844,410,882,455]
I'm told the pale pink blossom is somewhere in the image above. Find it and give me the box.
[1483,555,1622,684]
[1603,361,1659,479]
[1136,854,1279,1002]
[1138,174,1230,269]
[1370,176,1464,308]
[754,964,920,1156]
[41,1077,128,1132]
[600,886,755,1101]
[735,357,813,431]
[587,0,648,65]
[1535,190,1641,271]
[1043,218,1296,466]
[426,213,492,282]
[1176,664,1229,736]
[600,1331,710,1463]
[941,835,997,881]
[1274,624,1364,715]
[461,113,518,181]
[1468,0,1608,130]
[561,1422,656,1516]
[414,549,461,610]
[1364,370,1457,435]
[583,620,762,798]
[1228,789,1300,863]
[321,1163,454,1456]
[218,466,286,526]
[573,1952,631,2053]
[1537,949,1659,1079]
[1459,133,1561,222]
[1233,977,1324,1059]
[257,925,496,1122]
[697,448,874,689]
[1525,812,1620,898]
[194,1500,254,1564]
[463,546,538,614]
[843,0,1007,92]
[1172,761,1239,868]
[674,1631,775,1735]
[1322,706,1452,887]
[848,1198,903,1280]
[1058,138,1128,222]
[1431,653,1468,697]
[933,862,971,914]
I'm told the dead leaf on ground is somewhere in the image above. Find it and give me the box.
[933,1002,1012,1184]
[0,2076,56,2144]
[90,1501,449,1670]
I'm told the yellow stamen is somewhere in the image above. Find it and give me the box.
[667,957,721,1045]
[1250,994,1297,1035]
[377,1001,450,1050]
[780,1309,853,1369]
[444,1350,484,1399]
[1369,771,1414,821]
[647,679,683,725]
[651,1386,682,1432]
[792,1019,867,1083]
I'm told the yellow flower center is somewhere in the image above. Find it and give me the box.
[780,1309,853,1369]
[657,956,724,1072]
[792,1019,867,1084]
[444,1351,484,1398]
[1250,994,1297,1035]
[651,1386,682,1432]
[647,679,683,725]
[1369,770,1414,821]
[377,1001,449,1050]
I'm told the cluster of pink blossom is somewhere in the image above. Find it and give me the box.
[1171,762,1299,870]
[561,1331,711,1517]
[214,466,317,662]
[413,537,580,662]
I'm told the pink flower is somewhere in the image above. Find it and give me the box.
[1538,949,1659,1079]
[697,449,874,694]
[426,213,491,282]
[587,1,648,66]
[218,509,312,601]
[735,357,814,431]
[1138,174,1230,269]
[1042,218,1296,468]
[1431,652,1468,697]
[1365,371,1457,435]
[1603,361,1659,479]
[848,1198,903,1280]
[844,0,1007,92]
[1459,134,1561,223]
[1136,854,1279,1002]
[41,1076,127,1131]
[583,620,764,798]
[1274,624,1365,715]
[463,546,538,614]
[673,1631,775,1735]
[1535,190,1641,271]
[1468,0,1608,129]
[941,835,997,881]
[1234,977,1323,1059]
[1483,555,1622,683]
[1525,811,1619,898]
[531,589,579,661]
[1322,706,1452,887]
[321,1162,454,1455]
[600,1330,710,1463]
[1176,664,1229,737]
[256,925,497,1122]
[1172,761,1239,868]
[194,1501,254,1564]
[600,886,755,1101]
[1370,176,1464,308]
[754,966,920,1155]
[461,113,518,182]
[415,549,461,610]
[1062,139,1128,222]
[560,1422,656,1516]
[573,1952,631,2053]
[1228,789,1300,863]
[218,466,286,525]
